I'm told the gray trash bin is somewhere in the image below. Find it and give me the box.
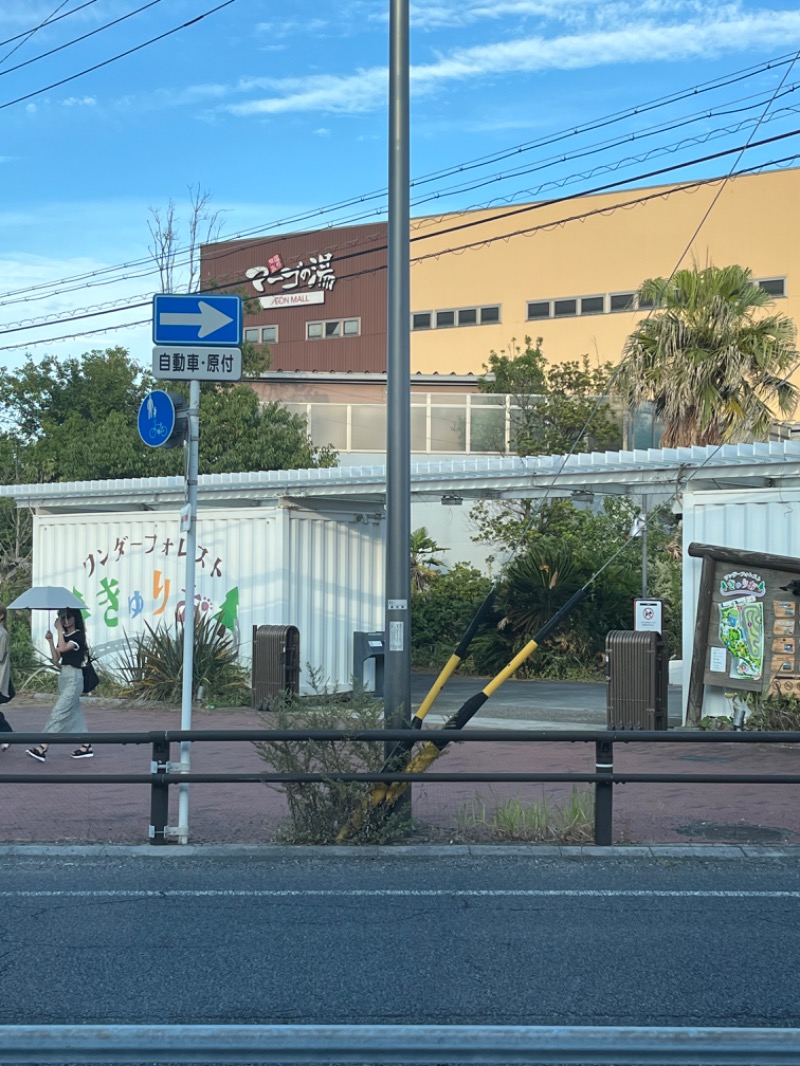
[605,629,668,730]
[252,625,300,710]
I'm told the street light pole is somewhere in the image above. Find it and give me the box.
[177,377,200,843]
[384,0,411,741]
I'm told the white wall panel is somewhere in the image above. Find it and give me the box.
[286,510,383,691]
[682,488,800,717]
[29,507,383,692]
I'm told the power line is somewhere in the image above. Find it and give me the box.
[0,0,239,111]
[2,154,796,349]
[0,0,102,50]
[0,0,166,78]
[0,49,793,308]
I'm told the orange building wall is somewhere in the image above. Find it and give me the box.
[408,169,800,379]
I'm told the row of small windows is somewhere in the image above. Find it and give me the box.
[244,326,279,344]
[243,320,363,344]
[242,278,787,343]
[412,305,501,331]
[526,278,787,322]
[307,318,361,340]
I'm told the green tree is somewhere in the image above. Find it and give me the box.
[613,264,799,447]
[0,346,336,483]
[197,386,336,472]
[478,337,622,456]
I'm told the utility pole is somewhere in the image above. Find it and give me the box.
[384,0,411,749]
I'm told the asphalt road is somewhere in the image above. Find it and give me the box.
[410,672,684,727]
[2,851,799,1028]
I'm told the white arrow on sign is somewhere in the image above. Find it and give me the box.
[159,300,233,339]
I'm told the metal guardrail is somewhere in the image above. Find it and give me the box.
[1,727,800,845]
[1,1023,800,1063]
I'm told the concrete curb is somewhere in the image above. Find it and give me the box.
[3,843,800,859]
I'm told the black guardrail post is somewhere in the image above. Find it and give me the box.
[594,737,613,846]
[149,736,171,845]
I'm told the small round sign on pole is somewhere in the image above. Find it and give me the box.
[137,390,187,449]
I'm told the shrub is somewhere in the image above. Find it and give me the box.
[411,563,494,670]
[254,678,410,844]
[116,614,250,705]
[742,691,800,731]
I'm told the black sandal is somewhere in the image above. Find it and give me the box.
[25,746,46,762]
[71,745,94,759]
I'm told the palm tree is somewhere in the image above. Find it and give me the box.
[613,264,798,447]
[410,528,447,592]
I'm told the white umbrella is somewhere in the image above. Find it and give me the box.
[8,586,85,611]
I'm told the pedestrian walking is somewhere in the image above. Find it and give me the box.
[0,604,15,752]
[26,607,93,762]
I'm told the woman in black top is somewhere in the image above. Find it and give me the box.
[26,608,93,762]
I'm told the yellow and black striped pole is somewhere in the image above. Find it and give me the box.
[336,590,495,841]
[380,586,589,808]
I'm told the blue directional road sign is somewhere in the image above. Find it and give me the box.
[152,293,242,347]
[138,390,180,449]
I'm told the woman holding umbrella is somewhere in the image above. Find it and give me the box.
[26,607,93,762]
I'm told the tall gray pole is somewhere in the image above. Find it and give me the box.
[177,377,200,843]
[641,494,648,599]
[384,0,411,736]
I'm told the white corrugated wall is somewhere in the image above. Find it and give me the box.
[681,487,800,717]
[31,506,383,693]
[286,509,384,691]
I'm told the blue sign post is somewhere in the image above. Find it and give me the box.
[148,292,242,844]
[137,390,183,449]
[152,293,242,347]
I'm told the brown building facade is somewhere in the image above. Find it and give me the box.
[200,222,388,373]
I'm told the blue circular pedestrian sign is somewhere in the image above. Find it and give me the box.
[138,390,178,448]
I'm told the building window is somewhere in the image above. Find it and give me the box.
[554,299,577,317]
[527,301,551,320]
[610,292,636,312]
[246,325,279,343]
[638,293,656,310]
[759,277,786,297]
[580,296,604,315]
[306,318,361,340]
[412,305,502,329]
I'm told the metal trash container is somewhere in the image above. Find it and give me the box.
[353,631,385,696]
[605,629,668,730]
[252,625,300,710]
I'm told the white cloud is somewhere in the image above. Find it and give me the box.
[254,18,329,38]
[229,69,389,116]
[61,97,96,108]
[220,8,800,116]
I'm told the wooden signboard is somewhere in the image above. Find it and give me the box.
[686,543,800,724]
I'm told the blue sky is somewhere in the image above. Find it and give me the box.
[1,0,800,372]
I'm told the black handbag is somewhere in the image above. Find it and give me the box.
[82,658,99,695]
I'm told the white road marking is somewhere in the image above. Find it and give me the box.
[1,888,799,899]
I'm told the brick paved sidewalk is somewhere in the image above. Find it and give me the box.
[1,698,798,846]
